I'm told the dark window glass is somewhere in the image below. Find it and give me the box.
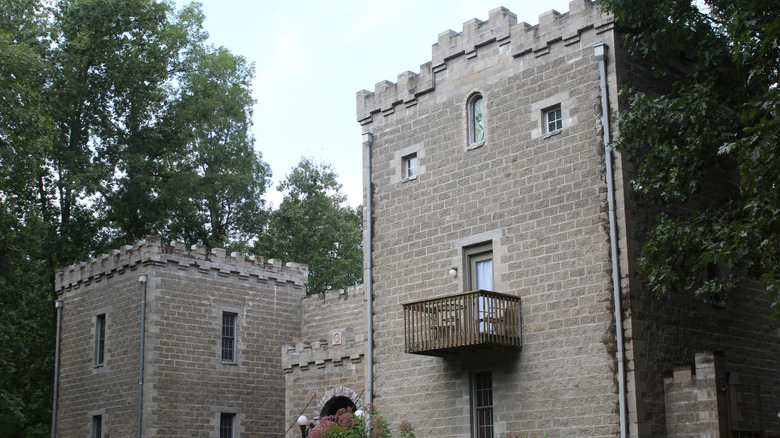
[95,314,106,366]
[474,371,493,438]
[92,415,102,438]
[220,413,235,438]
[222,312,237,362]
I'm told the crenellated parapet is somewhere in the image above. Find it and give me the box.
[356,0,614,124]
[54,235,309,293]
[282,335,365,373]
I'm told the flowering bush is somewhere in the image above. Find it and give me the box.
[307,405,415,438]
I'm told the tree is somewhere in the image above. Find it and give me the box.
[0,0,268,434]
[164,45,270,249]
[601,0,780,317]
[255,159,362,295]
[80,0,204,245]
[0,1,56,435]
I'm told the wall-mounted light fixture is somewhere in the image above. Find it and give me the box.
[449,267,458,277]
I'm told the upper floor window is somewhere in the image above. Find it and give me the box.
[544,105,562,133]
[403,153,418,179]
[95,314,106,366]
[465,243,493,292]
[468,93,485,145]
[221,312,237,362]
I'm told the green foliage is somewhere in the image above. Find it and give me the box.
[255,158,362,295]
[0,0,274,434]
[163,45,270,249]
[308,406,414,438]
[601,0,780,318]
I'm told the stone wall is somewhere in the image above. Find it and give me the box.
[283,286,367,437]
[54,237,307,437]
[664,352,729,438]
[358,1,621,436]
[612,27,780,438]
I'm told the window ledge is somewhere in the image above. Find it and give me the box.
[402,175,418,183]
[543,129,562,139]
[467,140,486,151]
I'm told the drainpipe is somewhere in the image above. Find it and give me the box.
[137,274,148,438]
[362,132,374,406]
[51,299,63,438]
[595,43,627,438]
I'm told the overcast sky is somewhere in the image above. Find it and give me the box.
[172,0,576,207]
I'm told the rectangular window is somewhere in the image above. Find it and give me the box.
[473,371,493,438]
[403,153,418,179]
[465,243,493,292]
[545,106,562,132]
[220,413,235,438]
[221,312,237,362]
[91,415,102,438]
[95,314,106,366]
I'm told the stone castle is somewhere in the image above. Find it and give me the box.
[52,1,779,437]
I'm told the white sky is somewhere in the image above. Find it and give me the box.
[172,0,575,207]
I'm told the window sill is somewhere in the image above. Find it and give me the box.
[402,175,418,183]
[467,140,486,151]
[542,129,562,139]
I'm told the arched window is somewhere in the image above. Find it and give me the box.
[468,93,485,144]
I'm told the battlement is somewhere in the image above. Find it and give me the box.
[356,0,613,124]
[54,236,309,292]
[282,336,365,373]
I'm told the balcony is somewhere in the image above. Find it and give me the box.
[402,290,521,356]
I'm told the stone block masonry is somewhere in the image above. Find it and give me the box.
[283,286,367,437]
[54,236,307,437]
[358,1,622,436]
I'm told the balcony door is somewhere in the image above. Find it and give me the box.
[466,243,493,292]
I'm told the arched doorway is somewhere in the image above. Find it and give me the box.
[321,396,356,417]
[315,386,363,420]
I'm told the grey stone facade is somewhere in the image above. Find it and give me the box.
[54,237,307,437]
[53,1,780,437]
[356,1,779,437]
[283,285,367,432]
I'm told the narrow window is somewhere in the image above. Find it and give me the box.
[468,94,485,144]
[466,243,493,292]
[402,153,418,179]
[220,413,235,438]
[473,371,494,438]
[222,312,237,362]
[465,243,495,333]
[544,105,562,132]
[91,415,102,438]
[95,314,106,366]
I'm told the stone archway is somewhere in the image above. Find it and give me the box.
[315,386,363,420]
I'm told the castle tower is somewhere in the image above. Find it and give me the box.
[356,1,779,436]
[53,237,307,437]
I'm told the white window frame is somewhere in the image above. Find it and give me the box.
[467,93,486,147]
[402,153,418,179]
[544,105,562,133]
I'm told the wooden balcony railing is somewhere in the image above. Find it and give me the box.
[403,290,521,356]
